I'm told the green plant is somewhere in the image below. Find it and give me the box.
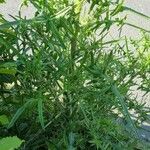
[0,136,24,150]
[0,0,150,149]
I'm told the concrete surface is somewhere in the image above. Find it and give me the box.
[0,0,36,20]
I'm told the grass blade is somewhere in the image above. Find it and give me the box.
[124,6,150,19]
[38,98,45,129]
[49,20,66,49]
[125,22,150,33]
[7,99,35,129]
[0,6,72,30]
[111,84,139,138]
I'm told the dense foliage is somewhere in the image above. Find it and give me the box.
[0,0,150,149]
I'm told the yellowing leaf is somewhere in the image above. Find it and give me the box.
[75,0,83,14]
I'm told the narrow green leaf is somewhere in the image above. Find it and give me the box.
[125,22,150,33]
[0,62,17,68]
[0,37,17,53]
[68,132,75,150]
[54,6,72,18]
[0,62,17,75]
[49,20,66,49]
[38,98,45,129]
[0,68,17,75]
[0,6,72,30]
[7,99,35,129]
[0,17,44,30]
[7,107,26,129]
[124,6,150,19]
[111,84,139,138]
[111,0,124,16]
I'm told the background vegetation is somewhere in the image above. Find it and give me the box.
[0,0,150,149]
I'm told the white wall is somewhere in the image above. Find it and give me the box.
[0,0,150,37]
[0,0,36,19]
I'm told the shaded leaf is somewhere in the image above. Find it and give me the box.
[111,84,138,138]
[38,98,45,129]
[0,0,5,3]
[7,99,36,129]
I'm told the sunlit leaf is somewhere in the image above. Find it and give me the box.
[0,136,24,150]
[0,115,9,125]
